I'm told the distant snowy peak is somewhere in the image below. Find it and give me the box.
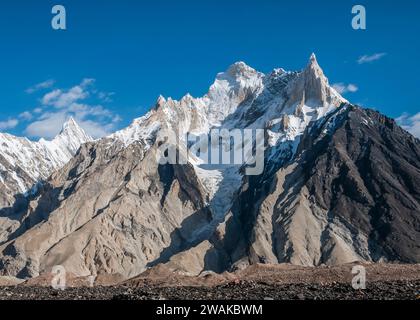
[51,117,93,156]
[0,118,92,194]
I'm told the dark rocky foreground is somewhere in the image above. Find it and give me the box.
[0,280,419,300]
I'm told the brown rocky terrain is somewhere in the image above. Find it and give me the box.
[0,263,419,300]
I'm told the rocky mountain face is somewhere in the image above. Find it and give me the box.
[221,106,420,270]
[0,55,419,280]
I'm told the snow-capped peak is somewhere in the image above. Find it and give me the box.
[309,52,317,63]
[109,54,349,150]
[58,117,90,142]
[61,116,79,132]
[0,117,92,194]
[52,117,93,155]
[224,61,259,79]
[212,61,263,89]
[154,95,167,110]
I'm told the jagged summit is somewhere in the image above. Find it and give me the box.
[151,54,335,112]
[58,117,91,140]
[284,53,346,109]
[309,52,317,63]
[62,116,78,130]
[59,117,84,138]
[224,61,258,78]
[154,95,167,109]
[303,52,325,80]
[212,61,263,90]
[113,54,346,147]
[53,117,93,156]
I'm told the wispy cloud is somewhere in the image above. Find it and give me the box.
[25,79,120,139]
[25,112,67,138]
[357,53,387,64]
[0,118,19,130]
[97,91,115,103]
[396,112,420,138]
[332,83,359,94]
[19,111,33,121]
[41,79,94,108]
[26,79,55,94]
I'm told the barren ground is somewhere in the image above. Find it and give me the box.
[1,263,419,300]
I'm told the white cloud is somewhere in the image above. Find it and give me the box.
[25,112,67,138]
[396,112,420,138]
[75,119,115,138]
[0,118,19,130]
[68,103,113,119]
[42,87,85,108]
[332,83,359,94]
[19,111,33,121]
[41,89,63,105]
[347,84,358,92]
[81,78,95,87]
[357,53,387,64]
[112,115,122,123]
[26,79,55,94]
[25,79,121,139]
[26,110,118,139]
[41,78,95,108]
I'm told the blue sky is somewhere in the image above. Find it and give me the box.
[0,0,419,138]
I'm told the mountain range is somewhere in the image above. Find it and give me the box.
[0,54,419,281]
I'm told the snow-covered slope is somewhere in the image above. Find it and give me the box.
[0,118,92,197]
